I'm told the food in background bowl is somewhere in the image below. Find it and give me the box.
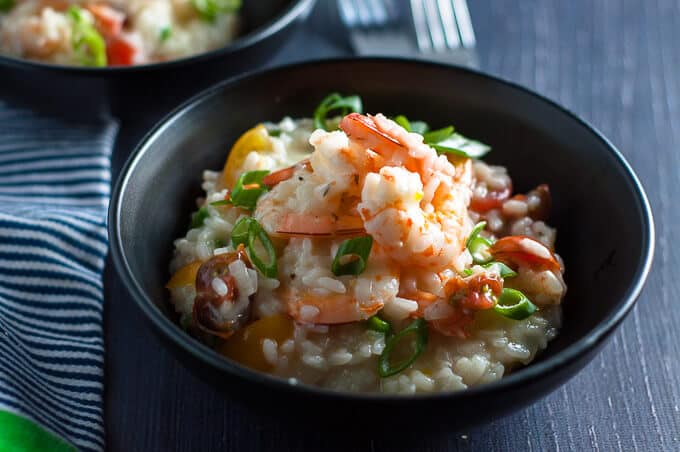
[0,0,241,66]
[166,93,567,394]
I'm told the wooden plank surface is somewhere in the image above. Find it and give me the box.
[105,1,679,450]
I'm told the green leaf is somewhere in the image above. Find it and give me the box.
[314,93,363,131]
[0,0,14,13]
[191,207,210,229]
[68,6,107,67]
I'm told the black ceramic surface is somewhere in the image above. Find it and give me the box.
[0,0,315,120]
[109,59,654,431]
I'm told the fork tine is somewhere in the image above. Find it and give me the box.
[354,0,374,27]
[422,0,446,52]
[338,0,358,27]
[366,0,389,26]
[410,0,432,52]
[436,0,461,49]
[451,0,476,48]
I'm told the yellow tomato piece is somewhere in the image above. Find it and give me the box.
[220,124,272,189]
[165,261,202,289]
[219,314,294,372]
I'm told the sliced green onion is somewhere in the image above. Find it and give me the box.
[268,128,282,137]
[394,115,412,131]
[210,199,232,206]
[314,93,363,131]
[469,236,493,264]
[466,221,493,264]
[68,6,107,67]
[410,121,430,135]
[331,236,373,276]
[231,216,253,248]
[230,170,269,210]
[367,316,391,334]
[378,318,428,378]
[423,126,455,144]
[483,262,517,278]
[430,133,491,159]
[190,207,209,229]
[160,26,172,41]
[247,220,277,278]
[0,0,14,12]
[192,0,241,22]
[466,221,486,247]
[494,288,537,320]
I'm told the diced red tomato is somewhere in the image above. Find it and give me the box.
[106,37,137,66]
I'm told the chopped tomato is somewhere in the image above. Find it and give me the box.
[106,37,137,66]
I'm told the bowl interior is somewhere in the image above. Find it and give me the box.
[113,60,652,387]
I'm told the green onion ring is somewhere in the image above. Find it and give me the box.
[367,316,391,334]
[494,288,537,320]
[230,170,269,210]
[331,236,373,276]
[378,318,428,378]
[246,219,278,278]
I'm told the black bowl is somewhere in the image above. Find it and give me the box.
[0,0,315,120]
[109,59,654,431]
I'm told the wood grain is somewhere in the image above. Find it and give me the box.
[105,1,679,450]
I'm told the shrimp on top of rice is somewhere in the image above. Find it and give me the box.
[166,93,567,394]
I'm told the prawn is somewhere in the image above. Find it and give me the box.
[340,113,473,270]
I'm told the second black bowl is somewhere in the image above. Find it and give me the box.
[109,59,654,431]
[0,0,315,120]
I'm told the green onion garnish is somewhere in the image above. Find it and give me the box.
[367,316,391,334]
[230,217,277,278]
[191,207,210,229]
[210,199,232,206]
[314,93,363,131]
[0,0,14,12]
[191,0,241,22]
[393,115,429,134]
[392,115,490,158]
[331,236,373,276]
[230,170,270,210]
[247,220,278,278]
[483,262,517,278]
[68,6,107,67]
[494,288,537,320]
[268,129,282,137]
[213,238,227,249]
[423,126,455,144]
[466,221,493,264]
[378,318,428,378]
[160,26,172,41]
[231,217,254,248]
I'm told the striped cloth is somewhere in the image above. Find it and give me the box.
[0,101,118,451]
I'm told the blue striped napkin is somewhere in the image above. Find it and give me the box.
[0,101,118,451]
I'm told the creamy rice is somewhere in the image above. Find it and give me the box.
[0,0,240,66]
[166,113,567,394]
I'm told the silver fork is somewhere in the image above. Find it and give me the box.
[337,0,479,68]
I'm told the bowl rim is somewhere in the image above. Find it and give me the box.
[109,57,655,402]
[0,0,315,74]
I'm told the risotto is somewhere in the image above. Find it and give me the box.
[0,0,240,66]
[167,94,567,394]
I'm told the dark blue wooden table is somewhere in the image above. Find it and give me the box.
[105,1,679,450]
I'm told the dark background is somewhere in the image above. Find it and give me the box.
[105,1,679,450]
